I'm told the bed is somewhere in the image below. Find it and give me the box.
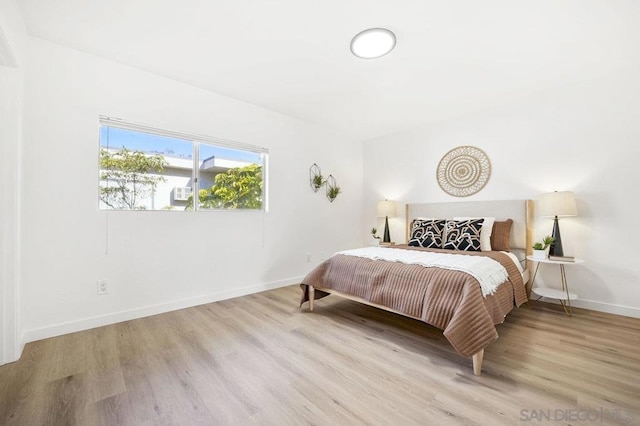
[300,199,534,375]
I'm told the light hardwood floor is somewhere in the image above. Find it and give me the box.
[1,285,639,425]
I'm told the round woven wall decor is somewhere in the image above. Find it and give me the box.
[436,146,491,197]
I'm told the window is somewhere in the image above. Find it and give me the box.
[173,187,192,201]
[99,117,268,211]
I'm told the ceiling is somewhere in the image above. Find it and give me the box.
[17,0,640,141]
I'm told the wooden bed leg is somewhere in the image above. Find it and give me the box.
[472,349,484,376]
[308,285,315,311]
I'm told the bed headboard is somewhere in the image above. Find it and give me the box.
[405,199,534,252]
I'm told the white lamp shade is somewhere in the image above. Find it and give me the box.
[377,200,397,218]
[538,191,577,217]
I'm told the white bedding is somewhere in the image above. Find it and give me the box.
[337,247,509,297]
[502,251,524,274]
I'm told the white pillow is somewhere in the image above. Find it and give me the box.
[453,216,495,251]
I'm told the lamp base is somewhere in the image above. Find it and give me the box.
[383,216,391,243]
[549,216,564,257]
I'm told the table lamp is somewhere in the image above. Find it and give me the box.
[538,191,577,256]
[377,200,397,243]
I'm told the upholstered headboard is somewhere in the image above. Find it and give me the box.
[405,199,534,252]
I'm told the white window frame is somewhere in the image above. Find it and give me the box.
[99,116,269,212]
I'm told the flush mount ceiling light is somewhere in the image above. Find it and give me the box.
[350,28,396,59]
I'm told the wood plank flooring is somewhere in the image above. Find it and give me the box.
[1,285,639,425]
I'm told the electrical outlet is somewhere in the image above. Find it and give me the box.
[306,253,311,263]
[97,280,109,295]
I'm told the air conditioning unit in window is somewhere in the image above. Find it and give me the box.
[173,187,192,201]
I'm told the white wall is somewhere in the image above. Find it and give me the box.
[0,0,27,365]
[20,38,363,343]
[363,74,640,317]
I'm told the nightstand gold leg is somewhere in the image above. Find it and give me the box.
[531,262,541,286]
[530,263,541,302]
[560,265,572,317]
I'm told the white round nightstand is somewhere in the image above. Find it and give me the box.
[526,256,584,316]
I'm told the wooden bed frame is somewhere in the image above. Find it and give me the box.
[307,199,534,375]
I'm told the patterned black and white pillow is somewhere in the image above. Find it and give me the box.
[408,219,446,248]
[443,219,485,251]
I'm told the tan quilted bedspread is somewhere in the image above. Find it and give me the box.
[300,245,527,357]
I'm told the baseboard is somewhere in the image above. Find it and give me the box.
[21,276,303,346]
[0,323,22,367]
[535,296,640,319]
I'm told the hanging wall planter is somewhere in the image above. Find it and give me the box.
[309,163,324,192]
[325,175,341,202]
[309,163,340,202]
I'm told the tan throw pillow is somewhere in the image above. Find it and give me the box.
[490,219,513,252]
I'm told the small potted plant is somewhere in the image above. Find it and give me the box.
[532,236,555,259]
[311,174,324,192]
[327,185,341,202]
[309,163,324,192]
[371,227,381,246]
